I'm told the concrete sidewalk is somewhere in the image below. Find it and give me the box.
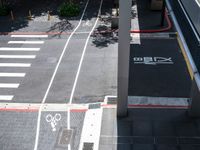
[99,107,200,150]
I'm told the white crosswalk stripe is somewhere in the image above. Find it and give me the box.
[0,34,46,101]
[0,95,14,101]
[0,63,31,67]
[0,73,26,77]
[11,35,48,38]
[0,47,40,51]
[8,41,44,44]
[0,83,19,88]
[0,55,36,59]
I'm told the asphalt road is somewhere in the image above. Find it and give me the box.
[0,0,117,104]
[129,38,191,98]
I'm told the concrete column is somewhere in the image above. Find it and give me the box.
[117,0,131,117]
[189,73,200,117]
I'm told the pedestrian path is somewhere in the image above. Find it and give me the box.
[0,34,48,101]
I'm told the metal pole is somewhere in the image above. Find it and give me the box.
[117,0,131,117]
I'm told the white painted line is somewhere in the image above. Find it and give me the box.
[33,0,91,149]
[79,108,103,150]
[0,47,40,51]
[69,0,103,105]
[8,41,44,44]
[0,95,13,101]
[0,55,36,59]
[0,73,25,77]
[69,2,103,150]
[0,83,19,88]
[11,35,48,38]
[68,2,103,150]
[0,63,31,67]
[0,103,89,111]
[128,96,189,106]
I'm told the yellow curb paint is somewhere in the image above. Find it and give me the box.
[176,32,193,79]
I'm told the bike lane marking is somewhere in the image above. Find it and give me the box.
[33,0,92,149]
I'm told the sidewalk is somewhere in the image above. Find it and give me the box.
[98,0,197,150]
[99,107,200,150]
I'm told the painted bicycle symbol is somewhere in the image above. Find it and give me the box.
[46,113,61,132]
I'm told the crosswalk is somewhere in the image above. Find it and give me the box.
[0,34,48,101]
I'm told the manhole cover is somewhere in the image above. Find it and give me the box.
[56,127,74,147]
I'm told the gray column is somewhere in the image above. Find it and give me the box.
[117,0,131,117]
[189,73,200,117]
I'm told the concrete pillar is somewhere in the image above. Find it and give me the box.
[189,73,200,117]
[117,0,131,117]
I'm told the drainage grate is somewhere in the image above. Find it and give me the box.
[56,127,73,147]
[83,142,94,150]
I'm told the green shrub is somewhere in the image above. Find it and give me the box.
[58,2,80,17]
[0,5,10,16]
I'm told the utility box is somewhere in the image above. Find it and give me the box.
[150,0,163,10]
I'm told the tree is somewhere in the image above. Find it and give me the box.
[0,0,6,7]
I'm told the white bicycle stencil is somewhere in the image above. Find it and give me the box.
[46,113,61,132]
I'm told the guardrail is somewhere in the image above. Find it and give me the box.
[177,0,200,45]
[165,0,200,116]
[180,0,200,44]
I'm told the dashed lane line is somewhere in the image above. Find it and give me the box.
[11,35,48,38]
[0,47,40,51]
[0,55,36,59]
[8,41,44,44]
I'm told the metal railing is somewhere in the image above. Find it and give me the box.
[166,0,200,116]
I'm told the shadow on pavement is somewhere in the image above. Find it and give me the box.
[0,0,89,33]
[91,0,118,48]
[116,108,200,150]
[92,25,118,48]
